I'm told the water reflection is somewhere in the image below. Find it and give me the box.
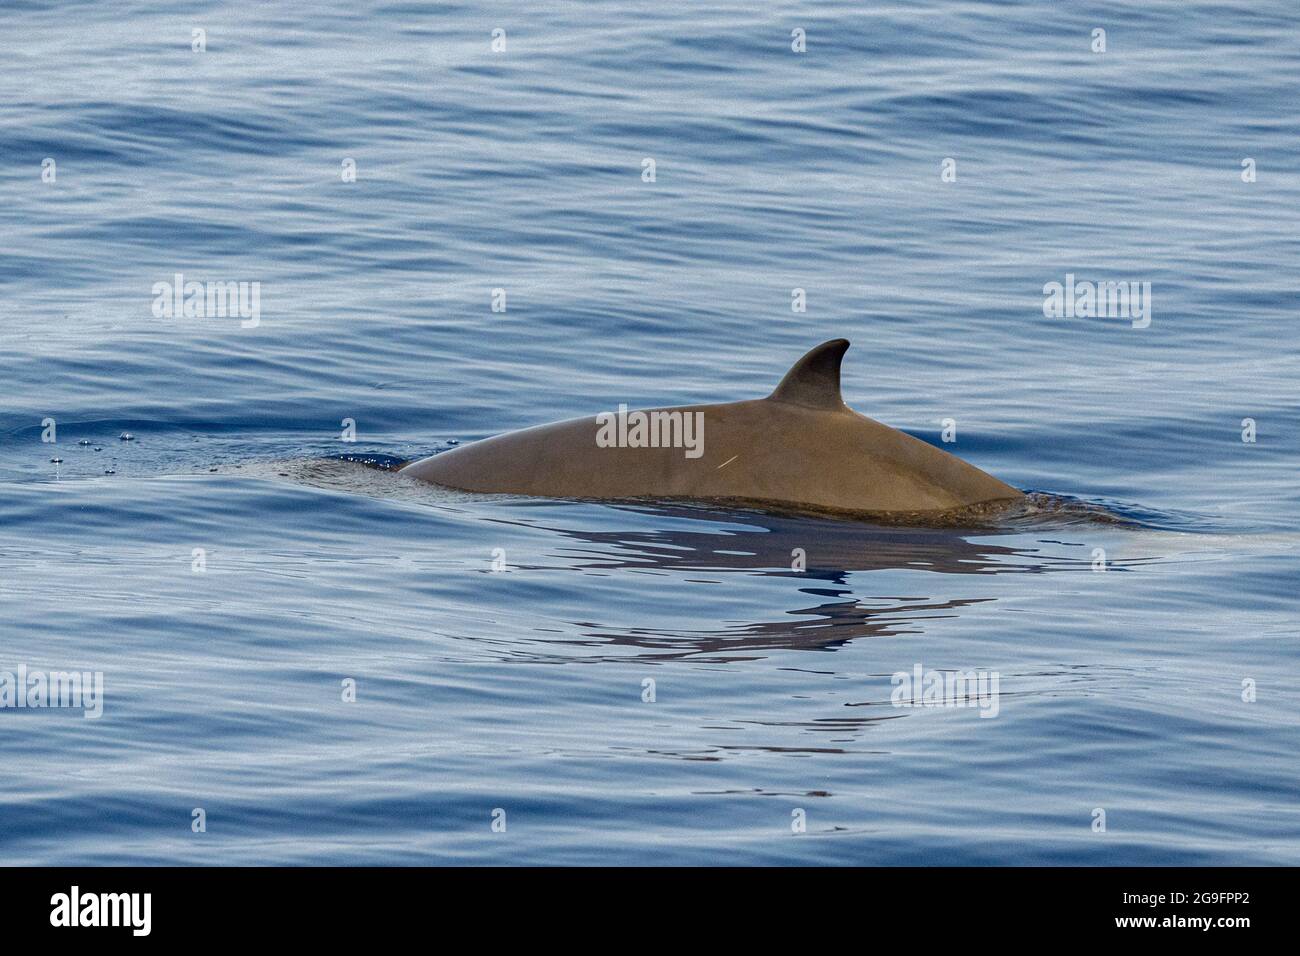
[569,590,995,659]
[493,501,1126,659]
[535,501,1077,582]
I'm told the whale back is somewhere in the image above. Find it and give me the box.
[401,339,1023,515]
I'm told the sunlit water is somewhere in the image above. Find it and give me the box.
[2,0,1298,864]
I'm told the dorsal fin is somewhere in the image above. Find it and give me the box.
[766,339,850,409]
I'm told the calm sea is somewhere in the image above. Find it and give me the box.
[2,0,1298,864]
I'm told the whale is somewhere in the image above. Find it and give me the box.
[401,339,1023,517]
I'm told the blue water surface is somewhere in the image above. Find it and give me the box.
[1,0,1298,865]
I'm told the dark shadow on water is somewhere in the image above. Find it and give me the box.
[485,500,1160,660]
[513,499,1146,582]
[557,590,994,660]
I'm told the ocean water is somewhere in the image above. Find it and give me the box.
[2,0,1298,865]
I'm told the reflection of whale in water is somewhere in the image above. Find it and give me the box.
[489,501,1153,660]
[512,501,1101,581]
[570,588,995,661]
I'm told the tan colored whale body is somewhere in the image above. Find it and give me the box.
[401,339,1022,515]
